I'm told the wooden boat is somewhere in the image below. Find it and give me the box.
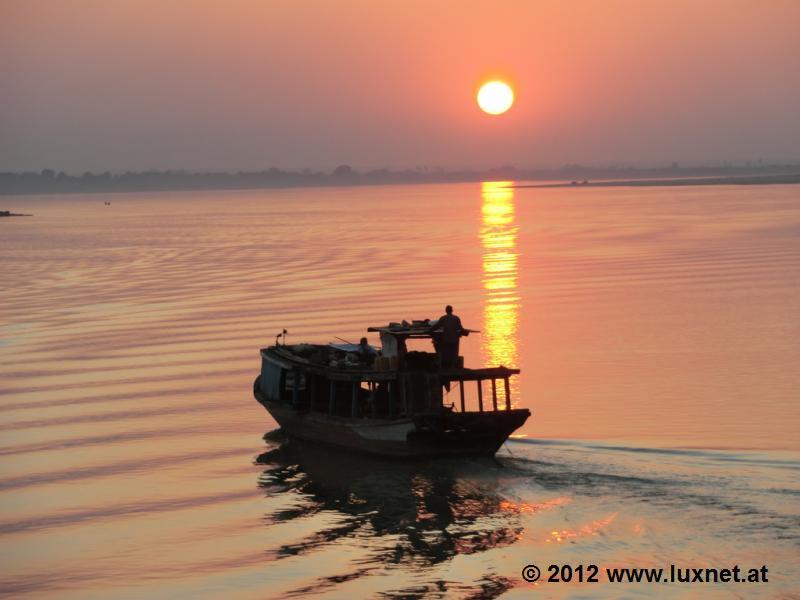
[253,321,530,458]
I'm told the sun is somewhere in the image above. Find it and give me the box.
[477,81,514,115]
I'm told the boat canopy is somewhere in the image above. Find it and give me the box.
[329,342,377,353]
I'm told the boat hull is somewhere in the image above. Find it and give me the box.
[255,387,530,458]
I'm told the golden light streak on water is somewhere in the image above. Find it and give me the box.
[480,181,520,406]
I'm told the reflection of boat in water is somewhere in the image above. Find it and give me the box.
[255,437,524,569]
[253,321,530,458]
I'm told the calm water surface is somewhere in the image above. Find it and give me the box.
[1,183,799,597]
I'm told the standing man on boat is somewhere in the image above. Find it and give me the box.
[431,305,468,368]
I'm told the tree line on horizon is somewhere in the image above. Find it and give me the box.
[1,162,798,195]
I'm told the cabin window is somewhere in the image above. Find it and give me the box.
[260,359,284,401]
[285,371,306,392]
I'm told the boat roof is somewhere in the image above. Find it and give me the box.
[329,342,377,352]
[261,344,517,382]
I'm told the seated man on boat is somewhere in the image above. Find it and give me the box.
[357,337,378,364]
[430,305,468,369]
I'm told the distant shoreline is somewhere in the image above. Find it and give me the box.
[2,165,799,196]
[514,173,800,189]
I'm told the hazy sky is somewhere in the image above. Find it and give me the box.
[2,0,799,172]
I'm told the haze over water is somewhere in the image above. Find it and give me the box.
[1,182,799,597]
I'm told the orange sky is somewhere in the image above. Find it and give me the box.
[2,0,799,171]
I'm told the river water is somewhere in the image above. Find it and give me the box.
[1,182,799,597]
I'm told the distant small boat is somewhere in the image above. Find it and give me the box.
[253,321,530,458]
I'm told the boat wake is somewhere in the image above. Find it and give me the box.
[253,436,800,598]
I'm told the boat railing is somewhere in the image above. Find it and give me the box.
[298,366,518,418]
[262,347,520,418]
[439,367,519,412]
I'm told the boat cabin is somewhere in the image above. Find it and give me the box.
[257,321,519,421]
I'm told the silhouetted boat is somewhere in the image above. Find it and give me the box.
[253,321,530,457]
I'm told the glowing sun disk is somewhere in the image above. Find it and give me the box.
[477,81,514,115]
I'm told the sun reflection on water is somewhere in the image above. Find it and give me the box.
[480,181,520,405]
[544,513,617,543]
